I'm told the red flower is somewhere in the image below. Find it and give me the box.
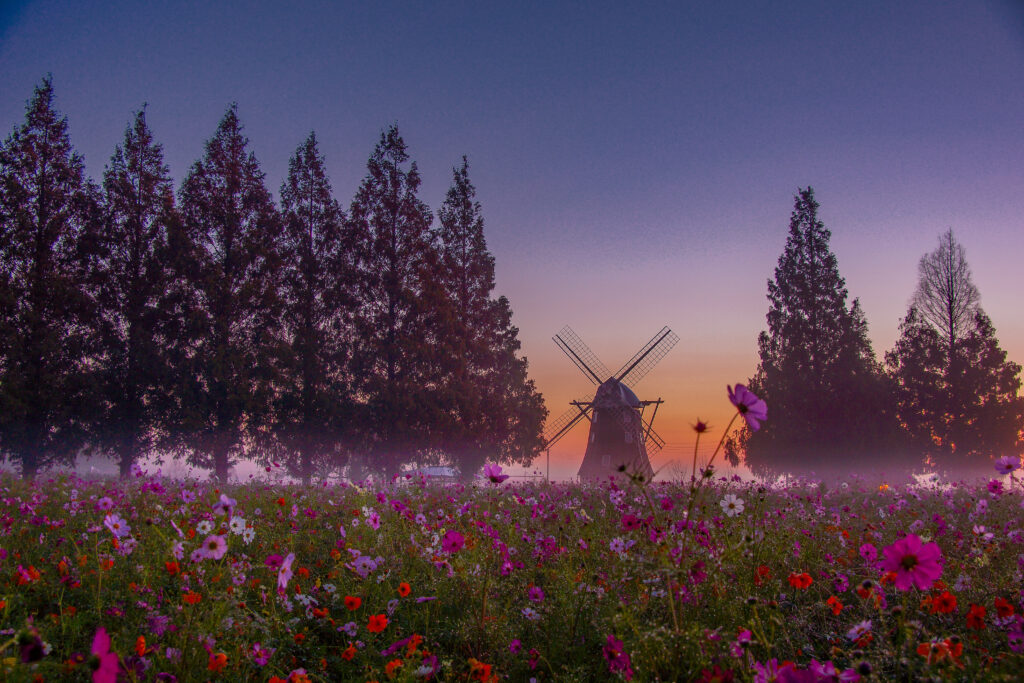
[753,565,771,587]
[344,595,362,611]
[183,590,201,605]
[385,659,403,677]
[207,652,227,672]
[931,591,957,614]
[994,596,1015,618]
[966,603,986,630]
[398,582,411,597]
[165,561,179,576]
[367,614,388,633]
[787,572,812,589]
[826,596,843,615]
[341,644,357,661]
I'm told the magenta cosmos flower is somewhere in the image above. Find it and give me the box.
[728,384,767,431]
[880,533,942,591]
[91,626,120,683]
[483,463,510,484]
[441,530,465,554]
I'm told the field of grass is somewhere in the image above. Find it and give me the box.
[0,464,1021,682]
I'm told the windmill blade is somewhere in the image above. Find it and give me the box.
[553,326,611,385]
[542,403,593,449]
[615,327,680,388]
[642,419,666,454]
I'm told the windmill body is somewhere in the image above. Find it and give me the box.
[543,326,678,480]
[578,378,654,479]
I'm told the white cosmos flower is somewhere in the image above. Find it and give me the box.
[719,494,745,517]
[196,520,213,535]
[229,517,246,535]
[242,526,256,545]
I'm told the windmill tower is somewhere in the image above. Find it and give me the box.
[543,326,679,479]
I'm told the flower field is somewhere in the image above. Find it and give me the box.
[1,465,1022,682]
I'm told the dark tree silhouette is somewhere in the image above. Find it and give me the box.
[0,78,101,479]
[346,125,443,476]
[736,188,903,480]
[95,108,177,478]
[171,105,283,481]
[436,158,546,478]
[275,132,354,485]
[887,232,1024,477]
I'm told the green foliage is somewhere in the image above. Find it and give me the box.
[0,77,101,478]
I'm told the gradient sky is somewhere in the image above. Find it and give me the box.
[2,0,1023,479]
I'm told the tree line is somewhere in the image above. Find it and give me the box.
[730,188,1024,481]
[0,78,547,482]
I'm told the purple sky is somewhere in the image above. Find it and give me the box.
[3,1,1023,478]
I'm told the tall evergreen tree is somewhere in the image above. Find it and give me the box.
[0,78,101,478]
[887,232,1024,476]
[96,108,177,478]
[436,158,545,477]
[171,105,283,481]
[738,188,902,479]
[276,132,353,485]
[347,125,442,476]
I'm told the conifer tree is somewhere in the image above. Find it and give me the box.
[887,232,1024,476]
[96,108,177,478]
[276,132,353,484]
[739,188,901,479]
[346,125,442,476]
[0,78,101,478]
[436,158,545,477]
[172,105,283,481]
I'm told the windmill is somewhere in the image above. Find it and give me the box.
[543,326,679,479]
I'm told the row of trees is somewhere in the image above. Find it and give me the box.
[0,78,546,482]
[731,188,1024,480]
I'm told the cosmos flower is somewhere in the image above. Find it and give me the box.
[719,494,745,517]
[198,535,227,561]
[278,553,296,592]
[528,586,545,603]
[212,493,237,517]
[727,384,767,431]
[90,626,120,683]
[367,614,388,633]
[846,620,872,642]
[250,642,274,666]
[229,517,246,535]
[344,595,362,611]
[104,514,131,538]
[441,530,465,554]
[880,533,942,591]
[602,635,634,680]
[483,463,510,484]
[994,455,1021,475]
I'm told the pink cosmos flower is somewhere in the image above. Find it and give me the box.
[728,384,767,431]
[995,455,1021,475]
[483,463,510,484]
[91,626,120,683]
[278,552,295,592]
[198,535,227,561]
[104,514,131,538]
[250,642,274,666]
[212,493,237,517]
[880,533,942,591]
[264,554,284,568]
[441,530,465,554]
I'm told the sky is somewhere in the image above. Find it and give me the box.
[2,0,1023,480]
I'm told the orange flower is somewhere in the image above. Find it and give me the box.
[367,614,388,633]
[341,644,357,661]
[183,590,202,605]
[297,567,310,579]
[406,633,423,656]
[312,607,329,618]
[398,582,411,597]
[344,595,362,611]
[385,659,403,677]
[207,652,227,672]
[135,635,147,656]
[468,658,494,682]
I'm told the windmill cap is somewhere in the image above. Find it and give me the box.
[595,378,640,407]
